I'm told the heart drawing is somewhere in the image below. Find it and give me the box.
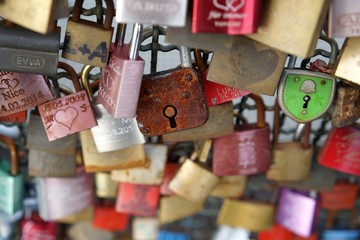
[0,77,19,90]
[213,0,245,12]
[54,107,78,130]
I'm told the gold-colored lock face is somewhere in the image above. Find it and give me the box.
[211,175,247,198]
[95,172,118,198]
[80,130,147,172]
[247,0,329,58]
[159,195,203,225]
[267,142,313,182]
[217,200,275,232]
[67,221,114,240]
[334,37,360,87]
[57,206,94,224]
[169,159,220,202]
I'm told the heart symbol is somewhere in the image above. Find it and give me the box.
[213,0,245,12]
[230,37,279,82]
[0,77,19,90]
[102,69,115,90]
[54,107,78,130]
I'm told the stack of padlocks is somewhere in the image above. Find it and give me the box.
[0,0,359,239]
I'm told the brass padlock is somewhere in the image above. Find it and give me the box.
[211,176,247,198]
[95,172,118,198]
[57,206,94,224]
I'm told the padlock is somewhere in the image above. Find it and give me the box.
[327,0,360,37]
[333,37,360,87]
[160,163,179,195]
[169,145,220,203]
[247,0,329,58]
[322,230,360,240]
[136,46,209,137]
[277,189,318,238]
[331,81,360,127]
[0,134,24,216]
[211,175,247,198]
[278,36,337,123]
[81,65,145,153]
[80,129,146,172]
[116,182,160,216]
[95,172,118,198]
[0,0,67,34]
[258,224,294,240]
[318,125,360,176]
[267,102,313,182]
[38,62,97,141]
[98,23,145,118]
[207,36,287,96]
[132,217,159,240]
[162,102,234,142]
[20,212,57,240]
[0,71,53,117]
[67,221,115,240]
[0,110,27,123]
[212,225,250,240]
[116,0,188,27]
[159,196,203,225]
[158,231,190,240]
[62,0,114,67]
[93,201,129,232]
[213,94,271,176]
[111,144,167,185]
[192,0,261,35]
[37,166,93,221]
[0,21,60,75]
[57,206,94,224]
[293,233,319,240]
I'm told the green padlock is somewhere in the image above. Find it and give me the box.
[0,134,24,216]
[278,37,337,123]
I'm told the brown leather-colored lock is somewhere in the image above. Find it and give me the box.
[267,101,313,182]
[62,0,114,67]
[38,62,97,141]
[136,46,208,137]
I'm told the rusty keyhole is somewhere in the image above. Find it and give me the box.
[163,105,177,128]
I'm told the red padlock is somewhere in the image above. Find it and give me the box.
[93,201,129,232]
[258,224,294,240]
[160,163,179,196]
[320,181,359,210]
[20,212,57,240]
[0,110,27,123]
[318,126,360,176]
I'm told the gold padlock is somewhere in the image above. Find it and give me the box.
[95,172,118,198]
[57,206,94,224]
[211,176,247,198]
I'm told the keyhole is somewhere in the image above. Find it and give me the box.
[303,95,311,108]
[163,105,177,128]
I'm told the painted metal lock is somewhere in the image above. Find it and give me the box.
[267,104,313,182]
[278,57,336,123]
[0,110,27,123]
[320,181,359,210]
[116,0,188,27]
[207,36,287,96]
[80,129,146,172]
[211,175,247,198]
[217,199,275,232]
[192,0,261,34]
[159,195,203,225]
[293,233,319,240]
[0,22,60,75]
[37,166,94,221]
[95,172,118,198]
[247,0,329,58]
[20,212,57,240]
[318,126,360,176]
[277,189,318,238]
[111,144,167,185]
[98,23,145,118]
[132,217,159,240]
[93,202,129,232]
[0,135,24,216]
[322,230,360,240]
[160,163,179,195]
[158,231,189,240]
[38,62,97,141]
[212,225,250,240]
[0,71,53,117]
[116,182,160,216]
[136,46,209,137]
[0,0,67,34]
[258,224,294,240]
[327,0,360,37]
[213,94,271,176]
[62,0,114,67]
[81,65,145,153]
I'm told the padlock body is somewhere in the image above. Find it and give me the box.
[20,213,57,240]
[328,0,360,37]
[158,231,189,240]
[192,0,261,34]
[116,0,188,27]
[90,102,145,152]
[213,124,271,176]
[62,19,113,67]
[98,45,145,118]
[0,72,53,117]
[38,90,97,141]
[133,217,159,240]
[95,172,118,198]
[211,175,247,198]
[0,110,27,123]
[278,69,336,123]
[258,224,293,240]
[320,183,359,210]
[57,206,94,224]
[93,204,129,231]
[160,163,178,195]
[322,230,360,240]
[318,126,360,176]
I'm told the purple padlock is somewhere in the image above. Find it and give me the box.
[276,188,318,238]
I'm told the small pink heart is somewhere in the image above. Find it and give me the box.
[54,107,78,130]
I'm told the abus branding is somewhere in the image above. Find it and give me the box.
[126,0,179,15]
[12,55,45,69]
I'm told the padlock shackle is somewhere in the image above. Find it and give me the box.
[0,135,18,176]
[194,49,207,74]
[58,62,82,92]
[72,0,114,30]
[81,65,95,102]
[179,46,192,68]
[129,23,143,60]
[115,23,127,48]
[248,93,266,128]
